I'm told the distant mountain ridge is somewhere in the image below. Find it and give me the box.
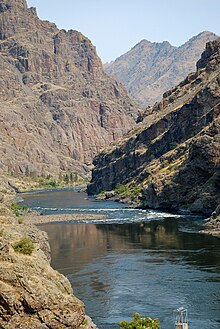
[105,31,218,106]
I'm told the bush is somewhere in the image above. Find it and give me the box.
[82,318,88,326]
[48,180,58,188]
[115,184,128,194]
[15,210,22,217]
[11,203,29,216]
[119,313,160,329]
[13,237,35,255]
[114,183,142,201]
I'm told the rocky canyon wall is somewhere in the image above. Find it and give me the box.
[88,38,220,216]
[0,0,140,178]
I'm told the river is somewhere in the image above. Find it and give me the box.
[19,189,220,329]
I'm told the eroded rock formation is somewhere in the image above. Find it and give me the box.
[88,38,220,217]
[0,174,97,328]
[0,0,139,178]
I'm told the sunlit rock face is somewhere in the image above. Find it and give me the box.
[0,175,98,329]
[0,0,140,178]
[105,31,218,106]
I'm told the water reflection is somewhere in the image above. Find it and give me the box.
[40,220,220,329]
[21,190,220,329]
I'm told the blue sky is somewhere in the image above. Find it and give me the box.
[27,0,220,63]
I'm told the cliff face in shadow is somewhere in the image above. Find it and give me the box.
[88,38,220,217]
[105,32,218,106]
[0,0,140,178]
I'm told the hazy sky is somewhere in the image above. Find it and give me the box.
[27,0,220,63]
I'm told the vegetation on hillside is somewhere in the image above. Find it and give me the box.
[8,172,89,192]
[13,237,35,255]
[114,183,142,201]
[10,203,28,217]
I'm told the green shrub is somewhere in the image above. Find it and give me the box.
[82,318,88,326]
[114,183,142,201]
[48,180,58,188]
[63,173,69,184]
[11,203,29,215]
[115,184,128,195]
[11,203,22,211]
[119,313,160,329]
[13,237,35,255]
[15,210,22,217]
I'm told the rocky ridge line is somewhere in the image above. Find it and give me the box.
[105,31,218,106]
[88,38,220,218]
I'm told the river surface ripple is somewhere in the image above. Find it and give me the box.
[19,189,220,329]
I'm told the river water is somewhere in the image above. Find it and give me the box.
[20,189,220,329]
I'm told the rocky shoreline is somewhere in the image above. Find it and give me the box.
[95,190,220,237]
[201,206,220,237]
[201,226,220,236]
[0,175,98,329]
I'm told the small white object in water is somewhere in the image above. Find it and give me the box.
[174,307,189,329]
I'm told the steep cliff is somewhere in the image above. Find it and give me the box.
[88,38,220,217]
[105,32,218,106]
[0,0,139,178]
[0,173,98,328]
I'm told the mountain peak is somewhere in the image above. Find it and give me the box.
[181,31,218,48]
[105,32,218,106]
[135,39,173,48]
[0,0,28,11]
[197,31,218,38]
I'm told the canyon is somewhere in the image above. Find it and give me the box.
[0,1,220,328]
[89,37,220,219]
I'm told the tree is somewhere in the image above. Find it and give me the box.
[119,313,160,329]
[63,173,69,184]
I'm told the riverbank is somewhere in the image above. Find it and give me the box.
[7,174,88,193]
[201,227,220,236]
[200,209,220,237]
[23,213,106,225]
[0,174,98,329]
[95,190,220,237]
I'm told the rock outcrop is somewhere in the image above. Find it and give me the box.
[203,205,220,236]
[0,174,97,328]
[0,0,139,178]
[88,38,220,217]
[105,32,218,106]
